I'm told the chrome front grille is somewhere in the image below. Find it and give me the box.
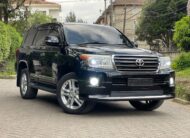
[113,55,159,72]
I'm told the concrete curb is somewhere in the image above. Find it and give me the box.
[173,98,190,105]
[0,75,16,79]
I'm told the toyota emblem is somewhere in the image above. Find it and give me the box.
[136,59,144,67]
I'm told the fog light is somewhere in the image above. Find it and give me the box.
[170,77,175,87]
[90,77,99,86]
[90,59,97,65]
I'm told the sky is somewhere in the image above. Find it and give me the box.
[47,0,109,23]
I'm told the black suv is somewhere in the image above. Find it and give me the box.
[16,23,175,114]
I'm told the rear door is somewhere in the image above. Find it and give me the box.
[18,27,38,81]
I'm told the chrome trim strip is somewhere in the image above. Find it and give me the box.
[88,95,173,100]
[111,55,117,70]
[112,54,158,57]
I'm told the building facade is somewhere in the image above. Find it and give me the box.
[13,0,62,22]
[96,0,147,48]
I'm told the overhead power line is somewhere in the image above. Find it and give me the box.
[144,1,187,14]
[115,6,186,24]
[141,6,186,18]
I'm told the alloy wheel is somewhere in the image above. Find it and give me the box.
[60,79,84,110]
[21,73,28,95]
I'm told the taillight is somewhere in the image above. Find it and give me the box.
[16,49,20,59]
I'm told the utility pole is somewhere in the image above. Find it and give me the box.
[104,0,107,25]
[133,4,136,42]
[110,0,114,26]
[123,6,127,34]
[134,20,137,42]
[104,0,107,11]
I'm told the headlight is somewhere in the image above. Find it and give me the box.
[159,57,171,70]
[80,54,113,69]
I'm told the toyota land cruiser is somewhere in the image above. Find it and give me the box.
[16,23,175,114]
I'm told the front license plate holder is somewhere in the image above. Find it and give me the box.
[128,78,153,86]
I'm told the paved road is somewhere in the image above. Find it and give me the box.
[0,79,190,138]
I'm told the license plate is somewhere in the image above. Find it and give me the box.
[128,78,153,86]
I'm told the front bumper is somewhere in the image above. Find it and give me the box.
[78,69,175,101]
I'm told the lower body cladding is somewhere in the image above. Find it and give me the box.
[78,70,175,101]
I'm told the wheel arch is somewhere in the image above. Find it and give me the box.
[57,58,81,83]
[17,60,28,86]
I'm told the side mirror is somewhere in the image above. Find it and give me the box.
[132,41,138,48]
[135,43,138,48]
[45,35,60,46]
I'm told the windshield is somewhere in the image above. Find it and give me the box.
[64,24,133,47]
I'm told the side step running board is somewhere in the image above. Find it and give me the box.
[30,83,57,93]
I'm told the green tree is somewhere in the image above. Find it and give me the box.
[27,12,53,28]
[11,12,53,34]
[66,12,76,22]
[65,11,86,23]
[10,17,28,35]
[0,0,26,23]
[136,0,187,51]
[173,16,190,51]
[77,19,86,23]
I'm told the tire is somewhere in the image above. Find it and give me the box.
[57,73,96,114]
[129,100,164,111]
[20,69,38,99]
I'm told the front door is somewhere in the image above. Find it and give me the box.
[30,28,49,82]
[37,28,61,85]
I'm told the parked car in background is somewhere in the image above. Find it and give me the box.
[15,23,175,114]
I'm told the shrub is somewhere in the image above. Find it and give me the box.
[173,16,190,51]
[172,52,190,70]
[7,25,22,59]
[0,21,22,63]
[0,21,11,62]
[176,85,190,101]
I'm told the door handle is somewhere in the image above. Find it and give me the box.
[40,53,45,56]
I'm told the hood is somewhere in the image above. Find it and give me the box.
[67,44,160,57]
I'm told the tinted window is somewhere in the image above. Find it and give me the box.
[64,24,133,47]
[23,27,37,47]
[33,29,49,46]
